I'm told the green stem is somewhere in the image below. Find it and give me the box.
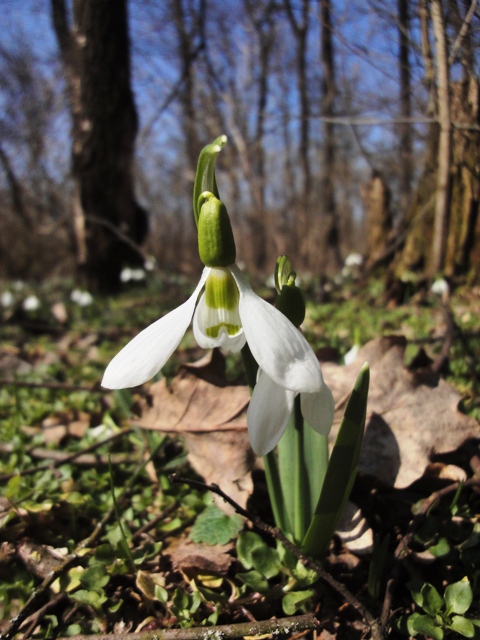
[292,396,310,543]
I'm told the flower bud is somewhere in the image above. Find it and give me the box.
[197,192,237,267]
[274,283,305,328]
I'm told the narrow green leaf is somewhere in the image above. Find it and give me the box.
[444,578,473,615]
[193,135,227,225]
[368,533,390,601]
[302,363,369,561]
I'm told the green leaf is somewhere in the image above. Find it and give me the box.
[421,583,445,617]
[447,616,475,638]
[250,546,282,579]
[236,531,268,570]
[190,505,243,545]
[237,570,269,593]
[409,613,444,640]
[70,589,107,609]
[429,537,451,558]
[79,564,110,590]
[282,589,315,615]
[302,363,369,561]
[444,578,473,615]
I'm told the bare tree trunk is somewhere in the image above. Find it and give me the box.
[285,0,312,268]
[398,0,413,220]
[319,0,342,272]
[51,0,147,293]
[430,0,451,275]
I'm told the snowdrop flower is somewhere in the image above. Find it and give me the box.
[144,256,156,271]
[1,291,14,308]
[103,197,323,396]
[431,278,449,297]
[247,256,334,456]
[22,295,40,311]
[103,262,323,393]
[70,289,93,307]
[344,343,360,365]
[344,252,363,268]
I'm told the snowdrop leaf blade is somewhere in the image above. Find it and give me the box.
[301,385,335,436]
[302,362,370,561]
[102,270,209,388]
[247,371,294,456]
[231,265,323,393]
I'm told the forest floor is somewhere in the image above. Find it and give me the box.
[0,270,479,640]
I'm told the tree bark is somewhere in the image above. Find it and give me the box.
[430,0,451,275]
[51,0,147,293]
[319,0,342,272]
[398,0,413,220]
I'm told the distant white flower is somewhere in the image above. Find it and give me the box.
[70,289,93,307]
[23,295,40,311]
[344,344,360,366]
[144,257,156,271]
[1,291,14,308]
[13,281,25,292]
[247,368,335,456]
[120,267,146,282]
[431,278,449,297]
[344,253,363,268]
[102,265,324,401]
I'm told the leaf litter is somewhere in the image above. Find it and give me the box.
[1,276,480,638]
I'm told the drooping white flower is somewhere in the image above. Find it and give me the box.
[247,367,335,456]
[70,289,93,307]
[22,295,40,311]
[1,291,14,308]
[344,252,363,268]
[102,264,324,395]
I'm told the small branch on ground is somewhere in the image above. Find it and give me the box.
[54,613,320,640]
[170,474,387,640]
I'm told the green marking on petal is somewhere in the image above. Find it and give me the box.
[206,323,241,338]
[205,268,239,311]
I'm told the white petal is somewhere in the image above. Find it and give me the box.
[301,384,335,436]
[102,269,210,388]
[193,291,246,351]
[230,264,323,393]
[247,370,295,456]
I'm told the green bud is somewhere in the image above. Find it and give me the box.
[197,192,236,267]
[275,283,305,327]
[193,135,227,226]
[273,255,305,327]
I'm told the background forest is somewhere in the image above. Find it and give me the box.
[0,0,479,292]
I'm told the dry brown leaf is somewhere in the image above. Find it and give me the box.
[322,336,480,488]
[165,536,233,576]
[136,350,253,508]
[137,349,249,432]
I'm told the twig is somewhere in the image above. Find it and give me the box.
[170,475,387,640]
[0,429,135,483]
[0,378,108,393]
[55,613,321,640]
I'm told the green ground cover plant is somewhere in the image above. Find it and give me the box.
[1,272,480,639]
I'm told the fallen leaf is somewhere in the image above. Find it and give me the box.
[322,336,480,488]
[136,349,249,432]
[165,536,233,576]
[136,350,254,509]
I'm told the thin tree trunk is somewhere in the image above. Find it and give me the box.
[319,0,342,272]
[430,0,451,275]
[398,0,413,220]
